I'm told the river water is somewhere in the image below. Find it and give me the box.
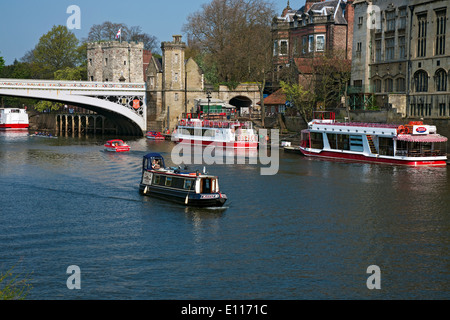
[0,131,448,300]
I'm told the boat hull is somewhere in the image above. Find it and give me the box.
[139,184,227,207]
[0,124,29,130]
[105,146,130,152]
[299,148,447,167]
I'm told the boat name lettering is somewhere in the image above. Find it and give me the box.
[201,194,219,199]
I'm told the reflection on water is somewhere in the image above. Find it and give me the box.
[0,131,448,299]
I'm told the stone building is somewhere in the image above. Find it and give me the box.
[87,41,148,83]
[87,36,261,132]
[272,0,355,87]
[350,0,450,119]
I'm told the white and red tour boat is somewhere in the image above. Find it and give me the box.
[0,108,29,130]
[172,118,259,149]
[299,111,448,167]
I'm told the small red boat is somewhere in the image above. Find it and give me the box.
[146,131,165,140]
[104,139,130,152]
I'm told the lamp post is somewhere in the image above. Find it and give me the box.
[206,90,212,119]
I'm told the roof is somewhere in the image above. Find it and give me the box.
[144,153,164,159]
[395,134,448,143]
[295,0,349,25]
[260,89,287,105]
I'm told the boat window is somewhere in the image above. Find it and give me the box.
[310,132,324,149]
[153,175,160,185]
[184,179,193,190]
[202,178,212,194]
[379,137,394,156]
[165,177,172,187]
[349,135,364,152]
[337,134,350,150]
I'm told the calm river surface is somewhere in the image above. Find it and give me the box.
[0,131,448,300]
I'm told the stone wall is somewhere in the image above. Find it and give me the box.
[87,41,144,83]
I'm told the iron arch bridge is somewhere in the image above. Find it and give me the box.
[0,79,147,136]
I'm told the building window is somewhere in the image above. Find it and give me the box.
[308,35,314,52]
[414,70,428,92]
[316,35,325,51]
[105,58,108,66]
[385,78,394,93]
[356,42,362,58]
[358,16,363,27]
[435,10,446,56]
[89,58,92,66]
[386,10,396,31]
[174,93,179,101]
[396,78,406,92]
[439,103,447,116]
[417,14,427,57]
[374,79,382,93]
[302,37,307,54]
[435,69,447,92]
[273,40,278,56]
[385,37,395,61]
[174,73,179,82]
[399,7,407,29]
[280,40,288,55]
[375,40,382,62]
[398,36,406,59]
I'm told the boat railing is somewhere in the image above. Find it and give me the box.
[178,119,254,130]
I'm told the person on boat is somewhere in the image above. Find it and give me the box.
[152,159,161,169]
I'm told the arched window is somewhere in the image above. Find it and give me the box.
[435,69,447,91]
[396,78,406,92]
[384,78,393,93]
[414,70,428,92]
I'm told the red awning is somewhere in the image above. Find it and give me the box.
[395,134,448,143]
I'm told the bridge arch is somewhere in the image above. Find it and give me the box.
[0,79,147,136]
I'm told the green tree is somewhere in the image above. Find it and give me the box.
[28,25,80,79]
[0,53,5,74]
[280,80,316,124]
[0,266,33,300]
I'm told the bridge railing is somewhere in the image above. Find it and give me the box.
[0,79,146,91]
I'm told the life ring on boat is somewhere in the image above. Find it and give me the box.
[397,125,407,134]
[245,136,248,141]
[180,120,186,126]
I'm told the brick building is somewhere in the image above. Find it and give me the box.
[272,0,354,88]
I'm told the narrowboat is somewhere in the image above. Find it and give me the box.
[299,111,448,167]
[139,153,227,207]
[104,139,130,152]
[0,108,29,130]
[172,118,258,149]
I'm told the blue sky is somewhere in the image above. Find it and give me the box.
[0,0,305,65]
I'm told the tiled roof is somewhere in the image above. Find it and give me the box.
[260,89,286,105]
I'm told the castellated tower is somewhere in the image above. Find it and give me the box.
[87,41,145,83]
[161,35,186,130]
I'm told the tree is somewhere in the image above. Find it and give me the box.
[27,25,80,79]
[0,53,5,74]
[182,0,275,85]
[87,22,160,53]
[280,80,316,124]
